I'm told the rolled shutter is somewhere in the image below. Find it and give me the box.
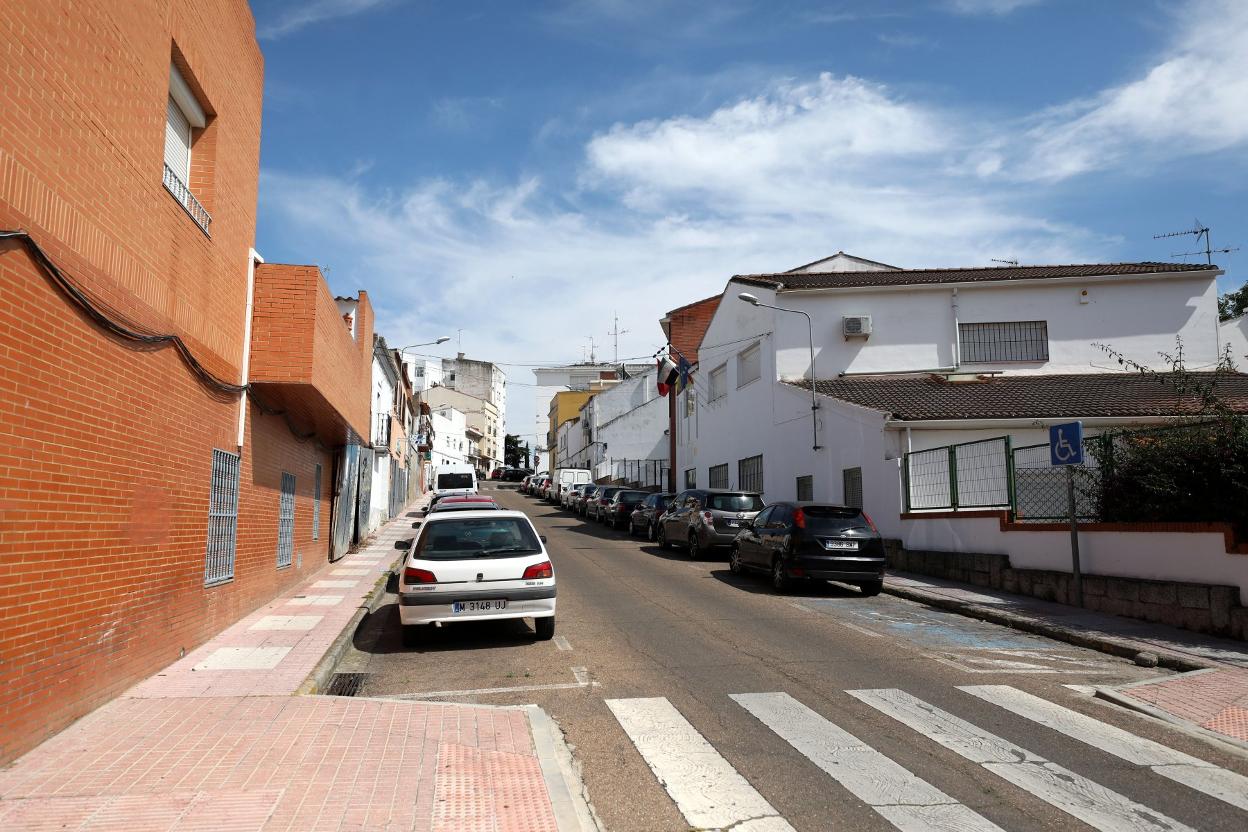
[164,96,191,185]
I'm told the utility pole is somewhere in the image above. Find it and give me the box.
[608,312,629,364]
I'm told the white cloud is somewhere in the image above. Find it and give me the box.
[257,0,396,40]
[945,0,1043,15]
[1001,0,1248,180]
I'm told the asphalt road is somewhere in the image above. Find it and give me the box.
[338,483,1248,832]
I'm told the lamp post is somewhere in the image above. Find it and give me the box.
[397,336,451,352]
[738,292,821,451]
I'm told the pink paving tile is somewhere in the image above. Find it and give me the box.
[1201,705,1248,741]
[1120,667,1248,744]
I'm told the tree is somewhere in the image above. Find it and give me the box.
[1219,281,1248,321]
[504,434,527,467]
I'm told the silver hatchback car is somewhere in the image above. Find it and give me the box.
[656,489,765,558]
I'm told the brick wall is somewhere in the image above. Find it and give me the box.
[0,1,354,764]
[665,295,721,365]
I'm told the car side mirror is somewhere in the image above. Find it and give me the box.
[540,535,547,543]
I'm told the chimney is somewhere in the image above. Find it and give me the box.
[457,352,465,360]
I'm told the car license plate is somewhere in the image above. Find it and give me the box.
[452,599,508,613]
[727,520,740,527]
[823,540,858,550]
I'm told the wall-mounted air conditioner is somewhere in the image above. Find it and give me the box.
[842,315,872,339]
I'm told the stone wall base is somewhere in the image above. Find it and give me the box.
[884,542,1248,642]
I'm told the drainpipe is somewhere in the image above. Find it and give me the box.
[951,288,962,369]
[236,248,263,449]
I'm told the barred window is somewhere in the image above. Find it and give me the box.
[796,475,813,501]
[736,343,760,388]
[738,454,763,493]
[709,463,729,489]
[959,321,1049,363]
[709,364,727,401]
[277,472,295,569]
[684,468,697,489]
[312,463,322,540]
[843,467,863,508]
[205,449,239,586]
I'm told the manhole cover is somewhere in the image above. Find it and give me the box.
[324,672,370,697]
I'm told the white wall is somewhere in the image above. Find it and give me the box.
[429,407,468,474]
[902,515,1248,604]
[1221,315,1248,368]
[773,274,1220,379]
[368,453,391,532]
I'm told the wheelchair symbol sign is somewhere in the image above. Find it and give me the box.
[1049,421,1083,466]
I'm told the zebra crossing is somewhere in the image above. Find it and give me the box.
[606,686,1248,831]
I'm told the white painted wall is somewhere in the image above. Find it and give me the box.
[902,515,1248,604]
[1221,315,1248,368]
[773,274,1220,379]
[429,407,468,468]
[405,358,442,392]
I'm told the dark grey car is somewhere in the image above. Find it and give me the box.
[629,492,673,540]
[656,489,764,558]
[586,486,625,522]
[577,485,601,517]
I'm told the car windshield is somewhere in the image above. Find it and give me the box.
[708,494,765,512]
[803,506,874,533]
[437,472,473,489]
[430,502,499,512]
[617,490,648,503]
[415,517,542,560]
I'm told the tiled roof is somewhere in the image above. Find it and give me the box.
[786,372,1248,421]
[734,262,1219,291]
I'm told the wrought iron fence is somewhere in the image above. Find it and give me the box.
[594,458,668,489]
[903,437,1012,511]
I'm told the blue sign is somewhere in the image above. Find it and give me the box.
[1049,421,1084,466]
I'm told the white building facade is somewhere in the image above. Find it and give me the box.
[676,260,1227,538]
[532,363,651,463]
[427,405,469,488]
[442,353,506,466]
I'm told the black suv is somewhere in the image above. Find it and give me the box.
[730,502,884,595]
[656,489,764,558]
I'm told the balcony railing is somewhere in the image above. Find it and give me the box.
[162,163,212,234]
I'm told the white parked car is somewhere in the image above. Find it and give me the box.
[398,510,556,646]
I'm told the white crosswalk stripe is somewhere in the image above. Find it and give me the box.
[960,684,1248,813]
[605,696,795,832]
[732,692,1005,832]
[848,688,1196,832]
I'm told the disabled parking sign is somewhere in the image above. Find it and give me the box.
[1049,421,1083,466]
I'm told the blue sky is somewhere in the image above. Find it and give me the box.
[251,0,1247,436]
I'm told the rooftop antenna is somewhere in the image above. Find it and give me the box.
[608,311,630,364]
[584,335,597,364]
[990,258,1019,267]
[1154,219,1238,264]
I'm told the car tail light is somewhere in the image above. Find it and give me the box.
[794,508,806,529]
[523,561,553,579]
[862,512,879,533]
[790,567,805,577]
[702,511,714,524]
[403,566,437,584]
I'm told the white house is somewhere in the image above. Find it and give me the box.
[442,353,506,467]
[405,357,443,393]
[368,340,400,532]
[427,405,469,488]
[578,369,668,486]
[676,258,1230,538]
[1222,314,1248,367]
[532,362,652,461]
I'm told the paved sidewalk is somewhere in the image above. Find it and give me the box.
[0,508,570,832]
[885,571,1248,747]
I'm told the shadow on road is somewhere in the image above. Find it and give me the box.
[710,569,865,599]
[354,602,544,656]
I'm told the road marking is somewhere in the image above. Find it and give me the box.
[962,685,1248,812]
[553,635,572,651]
[605,697,795,832]
[834,620,885,638]
[848,688,1193,832]
[1062,684,1098,695]
[925,653,1057,674]
[787,601,812,614]
[387,667,597,699]
[732,692,1004,831]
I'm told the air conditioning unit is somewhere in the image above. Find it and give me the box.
[842,315,872,339]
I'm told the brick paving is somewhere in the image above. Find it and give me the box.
[0,509,563,831]
[1120,668,1248,744]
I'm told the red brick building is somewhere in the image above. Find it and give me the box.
[0,1,371,763]
[659,295,722,492]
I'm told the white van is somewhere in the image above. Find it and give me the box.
[431,463,477,498]
[549,468,591,503]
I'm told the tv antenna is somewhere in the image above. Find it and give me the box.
[584,336,597,364]
[990,258,1019,267]
[1154,219,1238,264]
[608,311,630,364]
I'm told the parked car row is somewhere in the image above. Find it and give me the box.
[522,482,884,596]
[491,467,534,482]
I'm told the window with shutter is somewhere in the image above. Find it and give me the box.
[736,343,760,388]
[162,63,212,232]
[164,97,191,185]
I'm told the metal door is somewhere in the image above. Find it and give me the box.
[330,444,360,561]
[356,447,374,544]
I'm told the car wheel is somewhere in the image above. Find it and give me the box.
[657,524,671,549]
[771,559,791,593]
[859,579,883,597]
[729,546,744,575]
[648,522,657,543]
[687,532,701,560]
[627,521,637,537]
[534,616,555,640]
[401,624,426,648]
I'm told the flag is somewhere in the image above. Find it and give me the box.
[656,355,678,396]
[675,357,693,394]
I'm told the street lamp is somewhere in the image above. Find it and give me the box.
[397,336,451,351]
[738,292,821,451]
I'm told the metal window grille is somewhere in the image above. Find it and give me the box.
[959,321,1049,363]
[709,463,729,489]
[738,454,763,493]
[684,468,697,489]
[312,464,322,540]
[796,475,813,501]
[842,468,862,508]
[277,472,295,569]
[205,449,239,586]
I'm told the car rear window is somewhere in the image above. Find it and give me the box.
[599,487,623,499]
[708,494,765,512]
[430,502,498,513]
[802,506,873,533]
[437,472,474,489]
[416,517,541,560]
[617,490,648,502]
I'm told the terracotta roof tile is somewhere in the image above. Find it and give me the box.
[735,262,1219,291]
[786,372,1248,421]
